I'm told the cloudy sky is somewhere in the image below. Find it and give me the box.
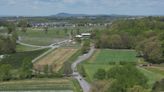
[0,0,164,16]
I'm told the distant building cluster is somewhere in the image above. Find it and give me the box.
[31,22,76,28]
[30,22,110,28]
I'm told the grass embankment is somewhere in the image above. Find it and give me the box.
[138,65,164,87]
[71,79,83,92]
[0,78,73,91]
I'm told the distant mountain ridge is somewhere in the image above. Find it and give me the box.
[54,13,88,17]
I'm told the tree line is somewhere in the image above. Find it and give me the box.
[92,16,164,64]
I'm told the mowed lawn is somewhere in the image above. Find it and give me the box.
[0,78,73,91]
[89,49,138,64]
[34,48,78,72]
[82,49,138,82]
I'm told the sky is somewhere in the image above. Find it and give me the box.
[0,0,164,16]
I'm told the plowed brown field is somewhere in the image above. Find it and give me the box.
[34,48,78,72]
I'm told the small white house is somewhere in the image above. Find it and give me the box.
[75,35,82,38]
[0,55,4,60]
[81,33,91,37]
[75,33,91,39]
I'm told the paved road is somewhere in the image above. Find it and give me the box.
[17,40,70,48]
[71,46,95,92]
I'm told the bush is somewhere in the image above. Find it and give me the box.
[0,64,12,81]
[94,69,106,80]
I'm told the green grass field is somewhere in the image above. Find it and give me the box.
[17,28,69,46]
[0,78,73,91]
[90,49,138,64]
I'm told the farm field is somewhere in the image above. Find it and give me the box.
[0,78,73,91]
[88,49,138,64]
[34,48,78,72]
[80,49,138,82]
[17,28,69,46]
[0,48,48,69]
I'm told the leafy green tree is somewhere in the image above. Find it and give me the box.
[0,64,12,81]
[18,19,28,33]
[1,37,16,53]
[44,27,48,34]
[6,22,16,34]
[94,69,106,80]
[108,34,123,49]
[81,40,90,54]
[18,59,32,79]
[106,65,148,92]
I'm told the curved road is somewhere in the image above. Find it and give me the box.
[17,39,95,92]
[71,46,95,92]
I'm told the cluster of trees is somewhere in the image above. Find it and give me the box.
[81,40,91,54]
[92,17,164,63]
[0,59,32,81]
[92,65,149,92]
[0,22,18,54]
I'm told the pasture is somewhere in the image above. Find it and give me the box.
[0,78,73,91]
[88,49,138,64]
[34,48,78,72]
